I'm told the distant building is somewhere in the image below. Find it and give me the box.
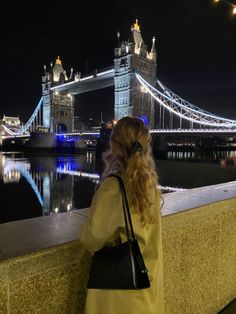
[0,115,23,136]
[2,115,22,127]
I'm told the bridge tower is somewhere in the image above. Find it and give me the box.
[42,57,75,133]
[114,20,157,128]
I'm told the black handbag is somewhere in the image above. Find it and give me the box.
[87,174,150,290]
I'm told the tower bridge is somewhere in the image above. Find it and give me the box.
[1,19,236,148]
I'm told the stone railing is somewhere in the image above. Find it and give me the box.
[0,183,236,313]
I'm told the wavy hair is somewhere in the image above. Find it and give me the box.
[101,116,162,224]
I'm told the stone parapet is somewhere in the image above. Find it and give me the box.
[0,189,235,313]
[162,197,236,314]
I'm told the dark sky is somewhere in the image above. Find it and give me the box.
[1,0,236,123]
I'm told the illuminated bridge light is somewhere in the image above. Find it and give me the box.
[5,70,236,139]
[3,97,44,136]
[97,69,114,77]
[150,129,236,133]
[135,73,236,128]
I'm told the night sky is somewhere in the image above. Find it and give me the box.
[1,0,236,124]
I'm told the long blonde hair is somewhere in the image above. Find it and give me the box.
[101,116,162,224]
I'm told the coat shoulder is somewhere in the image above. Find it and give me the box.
[99,176,120,192]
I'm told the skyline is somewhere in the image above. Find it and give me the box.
[1,0,236,124]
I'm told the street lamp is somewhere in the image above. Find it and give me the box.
[213,0,236,15]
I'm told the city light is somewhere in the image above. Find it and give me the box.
[213,0,236,15]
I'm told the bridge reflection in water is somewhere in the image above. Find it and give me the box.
[1,150,236,224]
[0,152,99,222]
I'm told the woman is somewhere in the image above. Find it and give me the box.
[79,116,164,314]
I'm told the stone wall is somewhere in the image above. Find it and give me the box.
[0,197,235,313]
[162,197,236,314]
[0,241,91,314]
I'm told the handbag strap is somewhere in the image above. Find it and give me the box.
[108,174,136,241]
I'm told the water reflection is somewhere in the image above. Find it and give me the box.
[1,149,236,224]
[167,151,195,160]
[0,152,99,222]
[167,150,236,161]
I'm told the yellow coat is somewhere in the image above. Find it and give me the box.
[79,176,164,314]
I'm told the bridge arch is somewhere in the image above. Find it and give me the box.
[56,123,68,133]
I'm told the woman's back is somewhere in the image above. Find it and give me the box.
[78,116,164,314]
[79,176,164,314]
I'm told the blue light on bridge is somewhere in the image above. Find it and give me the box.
[56,134,66,141]
[56,134,82,143]
[138,115,148,125]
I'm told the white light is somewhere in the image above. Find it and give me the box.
[2,97,44,136]
[80,75,93,81]
[233,7,236,14]
[54,207,59,213]
[158,185,187,192]
[157,79,236,123]
[150,129,236,133]
[140,85,148,93]
[97,69,114,77]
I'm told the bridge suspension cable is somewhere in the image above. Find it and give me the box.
[156,80,236,123]
[136,73,236,128]
[3,97,44,136]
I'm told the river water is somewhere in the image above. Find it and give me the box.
[1,149,236,224]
